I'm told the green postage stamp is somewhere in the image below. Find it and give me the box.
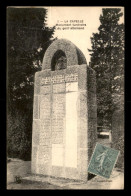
[88,143,120,179]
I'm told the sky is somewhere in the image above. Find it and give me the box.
[45,7,124,64]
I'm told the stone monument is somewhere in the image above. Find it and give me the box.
[32,39,97,181]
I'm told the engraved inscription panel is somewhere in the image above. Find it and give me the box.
[52,93,65,144]
[53,83,65,93]
[40,94,51,146]
[39,74,79,168]
[52,132,63,144]
[40,95,51,119]
[41,74,78,85]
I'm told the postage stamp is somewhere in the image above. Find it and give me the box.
[88,143,120,179]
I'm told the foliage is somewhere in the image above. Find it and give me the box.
[7,110,31,160]
[7,8,55,159]
[89,8,124,127]
[14,176,22,184]
[112,135,124,169]
[7,8,55,109]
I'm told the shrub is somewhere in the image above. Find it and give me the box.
[7,109,32,161]
[112,135,124,170]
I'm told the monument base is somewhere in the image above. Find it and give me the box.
[22,174,86,187]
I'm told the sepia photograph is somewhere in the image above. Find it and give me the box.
[7,6,124,189]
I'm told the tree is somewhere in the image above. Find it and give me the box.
[89,8,124,128]
[7,8,55,110]
[7,8,55,159]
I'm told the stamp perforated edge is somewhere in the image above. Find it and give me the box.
[87,142,120,179]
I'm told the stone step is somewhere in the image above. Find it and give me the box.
[22,175,85,188]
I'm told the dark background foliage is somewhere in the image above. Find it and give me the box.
[7,8,55,160]
[89,8,124,129]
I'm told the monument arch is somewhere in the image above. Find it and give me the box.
[51,50,67,71]
[42,39,87,70]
